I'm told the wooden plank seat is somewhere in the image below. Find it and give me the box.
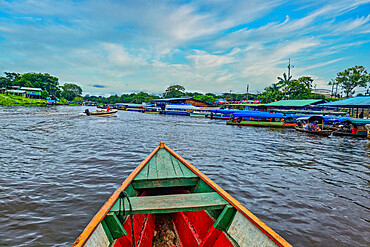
[109,192,228,215]
[131,148,200,189]
[132,177,199,189]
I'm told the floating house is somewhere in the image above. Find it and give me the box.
[153,97,208,108]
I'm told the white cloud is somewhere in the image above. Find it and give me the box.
[0,0,369,95]
[187,50,236,68]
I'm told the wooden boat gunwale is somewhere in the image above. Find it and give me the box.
[73,142,291,247]
[85,109,118,116]
[227,120,296,128]
[332,130,367,137]
[294,126,333,136]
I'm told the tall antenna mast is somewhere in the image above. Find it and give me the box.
[287,58,294,78]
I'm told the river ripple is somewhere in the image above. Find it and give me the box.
[0,106,369,246]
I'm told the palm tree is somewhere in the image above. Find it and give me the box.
[277,73,292,89]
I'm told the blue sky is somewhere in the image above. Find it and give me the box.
[0,0,369,96]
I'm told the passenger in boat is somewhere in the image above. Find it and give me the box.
[352,126,358,134]
[107,106,111,111]
[312,122,321,131]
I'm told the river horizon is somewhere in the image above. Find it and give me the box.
[0,105,369,247]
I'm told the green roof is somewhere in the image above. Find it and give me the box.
[265,99,325,107]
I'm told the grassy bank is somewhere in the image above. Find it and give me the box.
[0,94,47,106]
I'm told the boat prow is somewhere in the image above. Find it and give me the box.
[73,142,291,247]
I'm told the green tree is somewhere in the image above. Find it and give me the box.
[277,73,292,89]
[0,77,10,88]
[163,85,186,98]
[335,66,369,98]
[4,72,21,83]
[285,79,312,99]
[61,83,82,101]
[194,94,217,103]
[257,84,284,103]
[298,76,314,89]
[186,92,203,97]
[73,96,84,102]
[130,92,156,104]
[41,90,49,98]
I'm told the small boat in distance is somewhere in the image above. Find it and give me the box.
[84,109,118,117]
[73,142,291,247]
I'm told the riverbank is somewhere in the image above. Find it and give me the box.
[0,94,47,106]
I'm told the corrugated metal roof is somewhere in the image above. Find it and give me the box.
[20,87,42,91]
[6,90,26,93]
[319,96,370,108]
[265,99,325,107]
[153,97,192,102]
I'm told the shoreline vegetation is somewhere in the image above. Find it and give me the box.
[0,94,48,106]
[1,65,369,107]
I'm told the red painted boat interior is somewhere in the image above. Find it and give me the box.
[113,189,234,247]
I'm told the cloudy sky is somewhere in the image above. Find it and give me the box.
[0,0,369,95]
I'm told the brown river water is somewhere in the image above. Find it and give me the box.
[0,106,369,247]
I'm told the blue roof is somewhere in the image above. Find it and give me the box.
[319,96,370,107]
[210,110,240,114]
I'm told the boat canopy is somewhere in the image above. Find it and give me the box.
[347,119,370,125]
[296,115,352,122]
[232,111,312,119]
[233,111,287,119]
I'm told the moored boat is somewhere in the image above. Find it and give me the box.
[227,119,296,128]
[332,119,370,137]
[161,110,190,116]
[73,142,291,247]
[294,116,333,136]
[227,112,297,128]
[189,111,207,117]
[84,109,118,117]
[205,110,238,120]
[294,126,333,136]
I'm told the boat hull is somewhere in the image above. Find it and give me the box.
[163,110,190,116]
[227,120,296,128]
[332,131,367,137]
[189,112,207,117]
[294,126,332,136]
[73,142,291,247]
[86,110,118,117]
[206,115,231,120]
